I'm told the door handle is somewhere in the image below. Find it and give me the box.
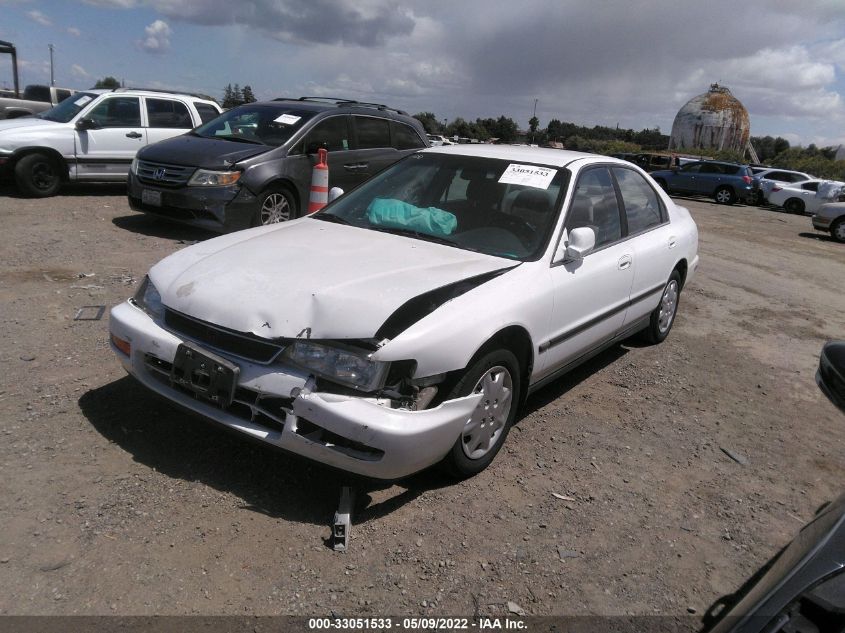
[617,254,632,270]
[126,131,143,139]
[668,235,677,249]
[343,163,361,171]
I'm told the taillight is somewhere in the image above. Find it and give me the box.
[742,175,752,184]
[771,185,782,192]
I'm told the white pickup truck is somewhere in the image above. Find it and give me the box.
[0,88,222,196]
[0,84,76,119]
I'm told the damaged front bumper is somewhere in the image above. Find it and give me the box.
[109,300,480,479]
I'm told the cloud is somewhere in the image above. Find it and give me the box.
[82,0,136,7]
[147,0,415,47]
[138,19,171,53]
[71,63,90,78]
[27,9,52,26]
[67,26,81,36]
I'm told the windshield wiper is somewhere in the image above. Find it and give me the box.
[368,226,460,247]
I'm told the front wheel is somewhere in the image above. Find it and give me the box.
[442,349,522,478]
[14,152,63,197]
[783,198,805,215]
[252,187,297,227]
[641,271,682,344]
[714,186,736,205]
[831,218,845,243]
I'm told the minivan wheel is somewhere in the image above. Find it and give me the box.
[784,198,805,215]
[442,349,521,478]
[253,187,296,226]
[14,153,62,197]
[640,271,682,344]
[714,186,736,205]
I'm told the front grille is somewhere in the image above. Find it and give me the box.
[137,160,195,187]
[164,309,285,364]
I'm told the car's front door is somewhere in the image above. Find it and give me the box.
[74,95,147,180]
[537,166,634,379]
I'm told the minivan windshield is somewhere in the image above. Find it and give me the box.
[192,104,315,147]
[315,153,568,261]
[37,92,99,123]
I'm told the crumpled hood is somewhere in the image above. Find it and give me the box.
[150,218,516,339]
[138,134,270,168]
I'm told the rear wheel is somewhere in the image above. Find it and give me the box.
[442,349,521,478]
[831,218,845,243]
[784,198,805,215]
[714,186,736,205]
[640,271,682,344]
[252,187,297,227]
[14,152,62,197]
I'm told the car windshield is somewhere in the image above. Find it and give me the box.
[36,92,99,123]
[314,152,567,261]
[192,104,315,147]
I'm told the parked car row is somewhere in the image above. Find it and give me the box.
[650,160,755,205]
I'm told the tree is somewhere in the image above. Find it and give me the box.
[94,76,120,89]
[222,83,244,109]
[413,112,441,134]
[528,116,539,136]
[241,85,256,104]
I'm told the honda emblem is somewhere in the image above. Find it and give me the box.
[153,168,166,180]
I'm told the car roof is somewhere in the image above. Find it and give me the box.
[422,143,616,167]
[263,97,413,119]
[83,88,219,104]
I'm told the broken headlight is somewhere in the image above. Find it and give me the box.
[282,341,389,392]
[133,276,164,321]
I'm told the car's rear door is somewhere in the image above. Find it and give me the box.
[143,97,196,146]
[537,166,634,378]
[350,115,400,185]
[74,95,146,180]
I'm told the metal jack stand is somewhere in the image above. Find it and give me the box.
[332,486,355,552]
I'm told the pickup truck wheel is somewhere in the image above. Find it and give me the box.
[443,349,521,478]
[831,218,845,243]
[784,198,805,215]
[641,271,682,344]
[714,186,736,205]
[252,187,296,227]
[14,153,62,197]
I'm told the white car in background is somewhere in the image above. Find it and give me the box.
[0,88,221,197]
[751,168,813,205]
[768,179,845,215]
[109,146,699,480]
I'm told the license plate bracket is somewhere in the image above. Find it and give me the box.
[142,188,162,207]
[171,342,239,407]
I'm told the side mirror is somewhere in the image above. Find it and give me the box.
[75,118,100,131]
[817,341,845,414]
[557,226,596,262]
[328,187,344,202]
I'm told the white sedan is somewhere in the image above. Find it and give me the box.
[768,179,845,215]
[109,145,699,479]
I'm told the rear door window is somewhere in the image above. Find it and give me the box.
[303,116,351,152]
[193,102,221,124]
[355,116,391,149]
[613,167,665,234]
[145,98,193,128]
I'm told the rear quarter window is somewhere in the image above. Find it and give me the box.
[193,102,221,124]
[392,122,425,150]
[355,116,391,149]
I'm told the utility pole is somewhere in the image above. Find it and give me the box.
[48,44,54,86]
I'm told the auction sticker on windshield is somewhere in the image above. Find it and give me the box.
[498,164,557,189]
[74,95,92,106]
[274,114,301,125]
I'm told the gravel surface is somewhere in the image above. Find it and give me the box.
[0,184,843,620]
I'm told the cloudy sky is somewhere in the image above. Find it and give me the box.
[1,0,845,147]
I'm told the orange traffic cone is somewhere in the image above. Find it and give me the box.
[308,148,329,214]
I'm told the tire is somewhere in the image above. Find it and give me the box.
[641,270,682,344]
[14,152,62,197]
[442,349,522,478]
[783,198,805,215]
[714,186,736,205]
[831,218,845,243]
[654,178,668,193]
[252,186,297,227]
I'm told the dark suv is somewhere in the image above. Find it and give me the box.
[127,97,428,232]
[650,160,754,205]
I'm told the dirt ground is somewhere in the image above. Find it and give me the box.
[0,183,843,623]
